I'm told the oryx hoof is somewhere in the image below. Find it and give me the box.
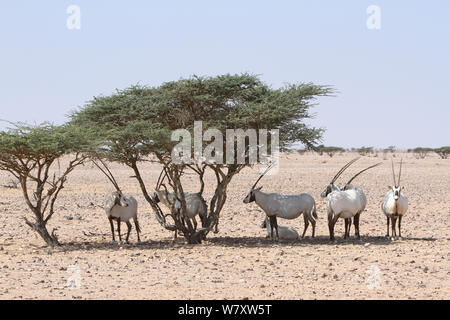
[110,240,116,245]
[119,241,125,245]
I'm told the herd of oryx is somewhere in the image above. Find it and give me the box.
[97,157,408,244]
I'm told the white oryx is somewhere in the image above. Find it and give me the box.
[381,159,408,239]
[341,162,381,239]
[262,217,299,240]
[152,169,208,235]
[321,158,380,240]
[243,165,318,239]
[93,160,141,244]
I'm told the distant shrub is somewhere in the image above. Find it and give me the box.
[409,147,434,159]
[356,146,374,156]
[315,145,345,157]
[435,146,450,159]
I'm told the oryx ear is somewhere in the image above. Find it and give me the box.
[256,186,263,191]
[388,186,393,190]
[401,186,405,190]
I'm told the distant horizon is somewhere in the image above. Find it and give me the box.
[1,1,449,149]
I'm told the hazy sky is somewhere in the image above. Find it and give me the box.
[1,1,449,149]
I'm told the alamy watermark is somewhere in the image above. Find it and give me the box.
[171,121,279,171]
[67,5,81,30]
[366,265,382,289]
[366,5,381,30]
[66,264,81,289]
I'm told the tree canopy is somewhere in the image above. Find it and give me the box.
[71,74,333,243]
[0,123,96,245]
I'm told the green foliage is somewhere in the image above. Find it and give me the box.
[315,145,345,157]
[409,147,434,159]
[434,146,450,159]
[356,146,374,156]
[71,74,333,161]
[0,123,94,246]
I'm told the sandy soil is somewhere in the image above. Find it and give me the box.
[0,153,448,300]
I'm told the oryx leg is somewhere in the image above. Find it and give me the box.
[302,214,309,238]
[329,212,341,241]
[391,216,397,239]
[398,215,402,238]
[269,216,279,239]
[108,216,115,243]
[386,217,390,237]
[310,215,316,238]
[354,213,361,239]
[117,217,122,243]
[192,217,198,231]
[125,221,132,243]
[344,219,350,239]
[133,217,141,243]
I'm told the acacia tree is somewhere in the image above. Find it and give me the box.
[434,147,450,159]
[71,74,332,243]
[316,145,345,157]
[0,123,93,246]
[410,147,433,159]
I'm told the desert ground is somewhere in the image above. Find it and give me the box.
[0,153,448,300]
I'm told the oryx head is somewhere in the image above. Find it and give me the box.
[389,159,404,201]
[243,164,274,204]
[321,158,360,198]
[111,190,129,207]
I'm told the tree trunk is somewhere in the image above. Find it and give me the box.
[24,218,60,247]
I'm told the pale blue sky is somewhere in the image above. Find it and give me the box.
[1,1,449,148]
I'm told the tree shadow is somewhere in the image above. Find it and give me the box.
[41,234,438,253]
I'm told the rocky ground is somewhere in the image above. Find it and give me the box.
[0,153,448,299]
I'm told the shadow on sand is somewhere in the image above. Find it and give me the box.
[32,234,438,253]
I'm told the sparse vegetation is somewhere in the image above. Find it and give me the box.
[356,146,374,156]
[2,178,19,189]
[315,145,345,157]
[434,146,450,159]
[409,147,434,159]
[0,123,94,246]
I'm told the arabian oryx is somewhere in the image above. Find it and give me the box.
[342,162,382,239]
[262,217,299,240]
[243,165,318,240]
[93,160,141,244]
[381,159,408,239]
[321,158,380,240]
[152,168,208,238]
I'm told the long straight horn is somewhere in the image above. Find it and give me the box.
[331,157,360,184]
[155,167,166,190]
[98,159,121,191]
[391,159,397,187]
[397,159,403,186]
[92,160,122,193]
[346,162,382,186]
[251,163,274,189]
